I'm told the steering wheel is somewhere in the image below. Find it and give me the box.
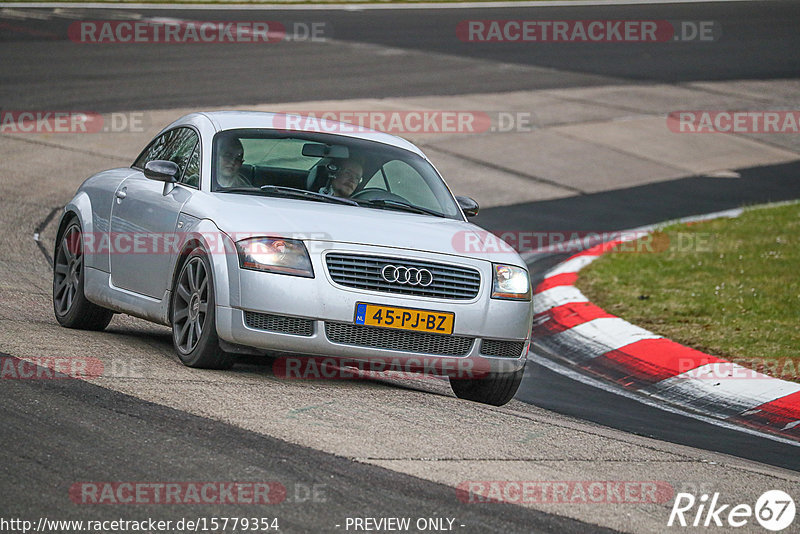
[351,188,408,203]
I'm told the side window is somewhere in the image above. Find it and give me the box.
[182,142,201,188]
[134,131,173,168]
[133,128,199,185]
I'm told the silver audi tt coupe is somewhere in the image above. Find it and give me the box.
[53,111,533,405]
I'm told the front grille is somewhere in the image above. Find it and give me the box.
[480,339,526,358]
[325,253,481,300]
[244,311,314,336]
[325,322,474,356]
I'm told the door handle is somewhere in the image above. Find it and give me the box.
[115,190,127,200]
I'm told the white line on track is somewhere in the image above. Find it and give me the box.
[0,7,51,18]
[529,349,800,448]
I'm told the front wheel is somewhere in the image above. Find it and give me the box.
[171,249,233,370]
[53,219,114,330]
[449,366,525,406]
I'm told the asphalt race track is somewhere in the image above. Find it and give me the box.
[1,352,605,533]
[2,2,800,111]
[1,1,800,532]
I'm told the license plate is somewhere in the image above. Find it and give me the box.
[354,303,454,335]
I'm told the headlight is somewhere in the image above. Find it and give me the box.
[235,237,314,278]
[491,263,531,300]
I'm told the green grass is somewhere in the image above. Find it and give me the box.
[575,202,800,382]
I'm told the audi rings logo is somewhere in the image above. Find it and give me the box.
[381,265,434,287]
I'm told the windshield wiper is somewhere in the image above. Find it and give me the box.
[356,198,446,218]
[259,185,358,206]
[217,186,264,195]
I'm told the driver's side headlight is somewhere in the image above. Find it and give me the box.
[491,264,531,300]
[235,237,314,278]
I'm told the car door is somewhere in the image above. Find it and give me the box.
[109,127,200,299]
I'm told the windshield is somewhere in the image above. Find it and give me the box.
[212,129,463,219]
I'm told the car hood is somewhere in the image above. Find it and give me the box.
[185,193,526,266]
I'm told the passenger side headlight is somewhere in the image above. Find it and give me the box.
[491,264,531,300]
[235,237,314,278]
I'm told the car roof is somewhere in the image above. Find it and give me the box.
[162,111,426,158]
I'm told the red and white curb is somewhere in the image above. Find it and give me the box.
[531,222,800,443]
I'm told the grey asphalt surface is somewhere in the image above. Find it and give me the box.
[475,160,800,233]
[2,2,800,532]
[1,2,799,111]
[0,352,606,534]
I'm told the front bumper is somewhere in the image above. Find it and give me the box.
[215,242,533,374]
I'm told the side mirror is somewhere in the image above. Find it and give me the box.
[456,195,479,217]
[144,160,179,183]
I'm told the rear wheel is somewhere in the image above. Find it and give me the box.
[53,219,114,330]
[171,249,233,370]
[449,366,525,406]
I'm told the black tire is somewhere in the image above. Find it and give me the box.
[171,249,233,370]
[449,366,525,406]
[53,219,114,330]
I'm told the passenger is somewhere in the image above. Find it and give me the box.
[319,158,363,198]
[216,137,251,188]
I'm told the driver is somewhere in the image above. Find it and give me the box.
[319,158,363,198]
[216,136,251,188]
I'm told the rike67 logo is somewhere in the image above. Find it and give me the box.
[668,490,795,531]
